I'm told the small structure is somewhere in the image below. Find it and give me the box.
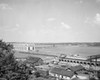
[71,74,89,80]
[36,69,49,77]
[35,65,50,71]
[68,65,85,72]
[59,54,67,59]
[49,67,74,80]
[24,56,43,66]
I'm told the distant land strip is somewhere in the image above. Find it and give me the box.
[17,51,57,57]
[35,42,100,47]
[8,42,100,47]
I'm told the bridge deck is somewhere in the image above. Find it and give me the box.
[87,54,100,60]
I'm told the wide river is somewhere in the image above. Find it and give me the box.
[37,46,100,57]
[14,46,100,59]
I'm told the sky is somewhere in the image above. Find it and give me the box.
[0,0,100,43]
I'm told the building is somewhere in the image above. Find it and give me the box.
[9,42,35,52]
[49,66,91,80]
[69,65,85,72]
[24,56,43,66]
[49,67,74,80]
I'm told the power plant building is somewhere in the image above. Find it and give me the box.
[9,42,35,52]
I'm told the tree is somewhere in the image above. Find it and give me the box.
[34,71,41,78]
[89,77,96,80]
[0,40,30,80]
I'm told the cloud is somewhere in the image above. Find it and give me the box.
[0,3,12,10]
[47,18,56,21]
[78,0,83,4]
[10,24,20,31]
[85,13,100,26]
[96,0,100,2]
[84,17,90,23]
[16,24,20,28]
[0,26,10,31]
[61,22,71,29]
[0,24,20,32]
[75,0,83,4]
[94,13,100,25]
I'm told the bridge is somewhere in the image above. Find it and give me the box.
[59,57,100,67]
[87,54,100,65]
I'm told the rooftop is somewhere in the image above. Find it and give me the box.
[69,65,85,72]
[50,67,74,78]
